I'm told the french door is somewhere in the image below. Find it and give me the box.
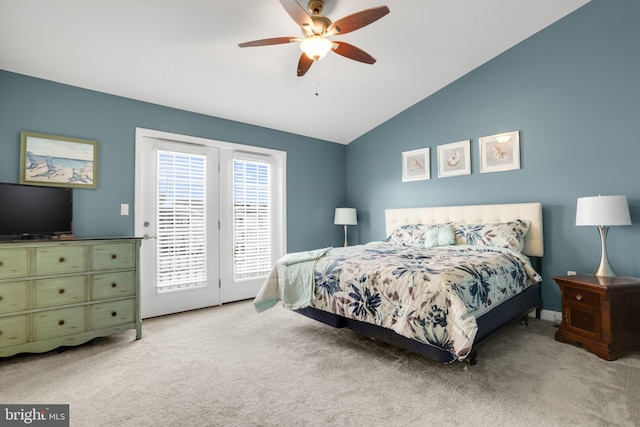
[135,129,286,319]
[137,139,220,318]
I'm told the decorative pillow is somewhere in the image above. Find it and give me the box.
[424,224,456,248]
[385,223,455,248]
[385,224,430,247]
[454,220,530,252]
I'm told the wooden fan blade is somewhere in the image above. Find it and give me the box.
[297,53,314,77]
[332,41,376,64]
[327,6,390,35]
[279,0,313,29]
[238,37,298,48]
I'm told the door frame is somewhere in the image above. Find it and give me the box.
[134,128,287,314]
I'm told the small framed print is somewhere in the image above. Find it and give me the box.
[479,131,520,173]
[402,148,430,182]
[20,131,99,189]
[437,140,470,178]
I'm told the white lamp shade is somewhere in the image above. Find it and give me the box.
[334,208,357,225]
[576,195,631,226]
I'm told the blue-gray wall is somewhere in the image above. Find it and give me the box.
[0,71,347,252]
[346,0,640,311]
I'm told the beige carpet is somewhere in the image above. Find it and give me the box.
[1,300,639,427]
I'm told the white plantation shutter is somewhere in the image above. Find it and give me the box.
[233,158,272,280]
[156,150,207,293]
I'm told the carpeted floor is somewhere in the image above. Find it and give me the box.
[1,300,639,426]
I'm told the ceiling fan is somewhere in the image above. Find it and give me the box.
[238,0,390,77]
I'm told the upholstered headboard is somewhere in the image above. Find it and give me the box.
[385,202,544,257]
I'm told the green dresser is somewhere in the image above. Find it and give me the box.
[0,238,142,357]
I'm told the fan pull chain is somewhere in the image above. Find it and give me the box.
[315,60,320,96]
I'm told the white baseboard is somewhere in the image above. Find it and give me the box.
[529,308,561,325]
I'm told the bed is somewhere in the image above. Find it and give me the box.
[255,202,544,364]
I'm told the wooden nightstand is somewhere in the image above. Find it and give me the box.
[553,275,640,360]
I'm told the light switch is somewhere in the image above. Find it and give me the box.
[120,204,129,216]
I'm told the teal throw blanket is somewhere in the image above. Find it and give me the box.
[281,247,331,310]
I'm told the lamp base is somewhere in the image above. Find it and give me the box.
[343,224,348,247]
[593,226,617,277]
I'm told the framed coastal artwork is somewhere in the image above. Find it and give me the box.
[479,130,520,173]
[20,131,99,189]
[437,140,471,178]
[402,148,430,182]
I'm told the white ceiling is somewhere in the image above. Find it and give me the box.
[0,0,589,144]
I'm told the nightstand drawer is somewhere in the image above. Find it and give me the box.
[0,248,29,279]
[0,315,28,348]
[92,243,135,270]
[34,276,86,308]
[0,281,29,314]
[34,246,86,276]
[92,271,135,300]
[91,300,134,329]
[33,307,86,340]
[564,287,600,307]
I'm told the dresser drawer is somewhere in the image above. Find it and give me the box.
[0,315,28,348]
[0,248,29,279]
[34,246,86,276]
[34,276,86,308]
[564,286,600,308]
[91,299,134,329]
[92,271,135,300]
[33,307,85,340]
[0,281,29,314]
[92,243,135,271]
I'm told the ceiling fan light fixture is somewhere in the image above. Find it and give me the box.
[300,35,333,60]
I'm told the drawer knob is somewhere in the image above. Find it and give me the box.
[111,254,117,259]
[58,289,65,294]
[111,283,117,288]
[0,261,3,267]
[575,294,583,301]
[58,320,65,326]
[59,257,65,263]
[0,296,3,301]
[111,311,117,317]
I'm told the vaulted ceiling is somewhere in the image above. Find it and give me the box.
[0,0,589,144]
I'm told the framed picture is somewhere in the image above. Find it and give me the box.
[402,148,430,182]
[437,140,471,178]
[20,131,99,189]
[479,130,520,173]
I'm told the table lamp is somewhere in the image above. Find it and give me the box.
[576,195,631,277]
[334,208,357,247]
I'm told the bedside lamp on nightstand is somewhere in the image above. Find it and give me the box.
[334,207,357,247]
[576,195,631,277]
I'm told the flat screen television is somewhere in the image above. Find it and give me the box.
[0,182,73,239]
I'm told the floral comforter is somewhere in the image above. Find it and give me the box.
[287,242,541,361]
